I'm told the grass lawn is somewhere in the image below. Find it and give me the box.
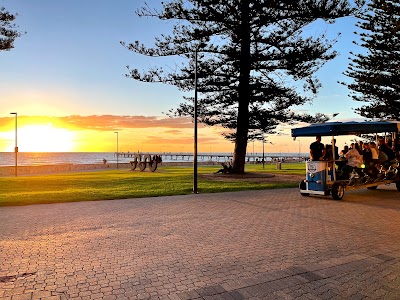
[0,163,305,206]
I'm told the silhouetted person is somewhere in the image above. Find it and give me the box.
[310,135,325,161]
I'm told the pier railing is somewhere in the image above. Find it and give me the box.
[115,152,307,164]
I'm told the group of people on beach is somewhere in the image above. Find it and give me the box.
[309,135,400,180]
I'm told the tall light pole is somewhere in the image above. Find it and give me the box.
[262,134,265,170]
[114,131,119,169]
[10,112,18,177]
[193,48,198,193]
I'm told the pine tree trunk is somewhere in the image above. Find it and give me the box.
[232,1,251,174]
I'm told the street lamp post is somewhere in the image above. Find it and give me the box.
[10,112,18,177]
[262,134,265,170]
[114,131,119,169]
[193,48,198,194]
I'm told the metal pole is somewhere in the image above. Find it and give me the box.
[114,132,119,169]
[10,112,17,177]
[262,135,265,170]
[193,48,198,193]
[332,135,336,181]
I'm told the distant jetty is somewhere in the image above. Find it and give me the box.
[115,152,307,163]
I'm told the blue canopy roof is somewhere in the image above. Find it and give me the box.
[291,121,400,137]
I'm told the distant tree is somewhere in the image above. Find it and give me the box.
[0,7,22,51]
[342,0,399,120]
[123,0,363,173]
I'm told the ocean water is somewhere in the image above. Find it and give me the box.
[0,152,307,167]
[0,152,117,166]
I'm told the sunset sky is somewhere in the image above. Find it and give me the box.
[1,0,365,153]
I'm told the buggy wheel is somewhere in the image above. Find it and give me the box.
[139,162,146,171]
[299,180,309,197]
[149,161,158,172]
[367,186,378,190]
[332,182,345,200]
[130,161,137,171]
[396,181,400,192]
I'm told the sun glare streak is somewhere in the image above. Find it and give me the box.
[17,125,75,152]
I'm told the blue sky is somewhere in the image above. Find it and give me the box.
[0,0,366,152]
[1,0,183,116]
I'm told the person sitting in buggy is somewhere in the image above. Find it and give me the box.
[337,143,363,180]
[358,142,378,179]
[359,140,398,182]
[324,143,338,172]
[394,137,400,153]
[340,145,349,157]
[324,144,333,160]
[309,135,325,161]
[377,138,400,180]
[379,138,396,165]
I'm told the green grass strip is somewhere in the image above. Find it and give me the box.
[0,163,305,206]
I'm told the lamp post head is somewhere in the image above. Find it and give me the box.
[10,112,17,115]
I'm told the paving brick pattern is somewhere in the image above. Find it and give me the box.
[1,184,400,299]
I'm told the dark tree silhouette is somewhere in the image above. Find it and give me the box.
[342,0,399,120]
[0,7,22,51]
[122,0,363,173]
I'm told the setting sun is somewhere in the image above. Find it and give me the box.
[17,125,75,152]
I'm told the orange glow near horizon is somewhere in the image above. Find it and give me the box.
[0,115,317,153]
[0,120,234,153]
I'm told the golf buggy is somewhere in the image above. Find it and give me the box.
[292,121,400,200]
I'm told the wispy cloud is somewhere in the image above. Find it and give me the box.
[65,115,196,130]
[0,115,197,131]
[143,135,223,144]
[163,129,184,134]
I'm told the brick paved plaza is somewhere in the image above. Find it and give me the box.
[1,185,400,299]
